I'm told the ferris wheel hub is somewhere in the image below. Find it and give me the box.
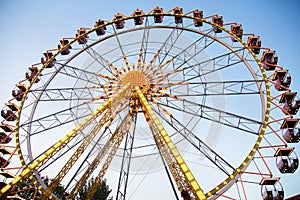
[121,70,150,99]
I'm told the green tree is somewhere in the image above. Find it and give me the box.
[2,176,112,200]
[3,177,37,199]
[1,176,68,200]
[76,178,112,200]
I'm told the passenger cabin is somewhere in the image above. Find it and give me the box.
[0,124,14,133]
[41,52,56,68]
[0,156,9,168]
[25,67,40,83]
[230,24,243,42]
[260,178,284,200]
[275,148,298,173]
[113,13,125,29]
[173,7,183,24]
[1,109,16,122]
[95,19,107,36]
[273,70,291,91]
[0,171,14,193]
[193,10,203,27]
[279,92,300,115]
[0,132,12,144]
[247,35,261,54]
[0,171,15,179]
[0,147,11,156]
[133,9,144,25]
[261,51,278,70]
[153,7,163,23]
[212,15,223,33]
[12,84,26,101]
[76,28,88,44]
[283,128,300,143]
[1,103,18,122]
[59,39,72,55]
[0,146,11,168]
[280,118,299,130]
[6,103,19,112]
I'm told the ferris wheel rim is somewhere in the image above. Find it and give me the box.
[8,10,276,199]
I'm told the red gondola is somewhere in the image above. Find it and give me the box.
[59,39,72,56]
[275,148,299,173]
[283,128,300,143]
[0,132,12,144]
[173,7,183,24]
[95,19,106,36]
[76,28,88,44]
[261,51,278,70]
[193,10,203,27]
[212,15,223,33]
[273,70,291,91]
[260,178,284,200]
[25,66,40,83]
[247,35,261,54]
[113,13,125,29]
[153,7,163,23]
[231,24,243,42]
[133,9,144,25]
[279,92,300,115]
[12,84,27,101]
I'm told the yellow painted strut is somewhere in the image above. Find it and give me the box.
[67,113,134,199]
[136,86,206,200]
[0,84,131,197]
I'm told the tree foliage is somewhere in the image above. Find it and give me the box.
[76,178,112,200]
[2,176,112,200]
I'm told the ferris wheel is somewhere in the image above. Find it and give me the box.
[0,6,299,200]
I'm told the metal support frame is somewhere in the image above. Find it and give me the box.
[136,86,206,200]
[0,84,131,197]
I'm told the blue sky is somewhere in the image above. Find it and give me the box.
[0,0,299,199]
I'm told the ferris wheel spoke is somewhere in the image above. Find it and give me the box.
[140,26,184,74]
[160,79,264,97]
[155,27,215,70]
[38,135,85,173]
[84,112,134,200]
[155,28,184,68]
[20,103,92,136]
[63,127,115,192]
[42,102,128,199]
[153,107,235,175]
[157,28,216,72]
[139,17,151,65]
[156,98,262,135]
[136,87,206,200]
[182,50,247,83]
[55,63,105,86]
[0,84,131,195]
[116,113,137,199]
[111,24,137,73]
[146,29,215,79]
[149,34,246,88]
[28,87,108,102]
[83,46,121,77]
[154,137,181,200]
[43,99,128,196]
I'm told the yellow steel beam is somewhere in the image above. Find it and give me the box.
[67,112,133,199]
[0,84,131,197]
[136,86,206,200]
[85,113,134,200]
[41,102,127,199]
